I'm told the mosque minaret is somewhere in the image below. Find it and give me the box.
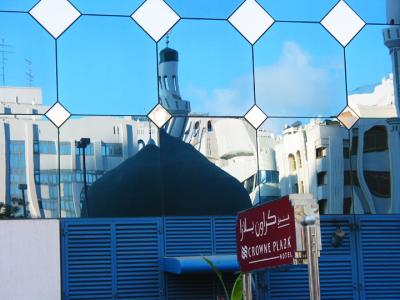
[157,37,191,138]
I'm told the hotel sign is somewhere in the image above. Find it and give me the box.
[236,196,296,272]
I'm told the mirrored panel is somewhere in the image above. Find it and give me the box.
[0,12,57,110]
[159,116,257,215]
[0,0,38,12]
[349,118,399,214]
[257,117,355,215]
[346,24,399,118]
[254,22,346,117]
[69,0,142,16]
[157,19,254,117]
[258,0,337,22]
[165,0,243,19]
[59,115,158,217]
[346,0,400,25]
[0,113,60,218]
[58,16,157,115]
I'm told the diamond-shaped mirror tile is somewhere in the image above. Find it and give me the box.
[30,0,81,38]
[337,106,359,129]
[45,102,71,127]
[132,0,179,42]
[229,0,274,44]
[321,1,364,47]
[148,104,172,128]
[245,105,268,129]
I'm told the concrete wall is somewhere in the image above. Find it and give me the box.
[0,219,60,300]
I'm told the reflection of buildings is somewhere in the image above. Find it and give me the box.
[0,88,156,217]
[271,2,400,214]
[1,0,399,217]
[271,114,397,214]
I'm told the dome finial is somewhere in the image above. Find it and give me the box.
[166,31,170,47]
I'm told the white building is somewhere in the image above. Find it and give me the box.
[0,88,157,218]
[268,0,400,214]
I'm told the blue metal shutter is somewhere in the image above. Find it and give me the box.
[62,218,162,300]
[357,215,400,300]
[164,217,213,256]
[61,221,114,300]
[115,220,163,299]
[214,216,237,254]
[265,215,358,300]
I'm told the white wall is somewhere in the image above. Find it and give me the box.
[0,219,60,300]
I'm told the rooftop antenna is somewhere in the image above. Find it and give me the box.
[0,38,14,86]
[25,59,34,87]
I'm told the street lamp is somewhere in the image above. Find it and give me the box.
[18,183,27,218]
[76,138,91,215]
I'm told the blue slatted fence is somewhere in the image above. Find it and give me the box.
[61,215,400,300]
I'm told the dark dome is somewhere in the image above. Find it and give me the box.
[160,47,178,63]
[83,131,251,217]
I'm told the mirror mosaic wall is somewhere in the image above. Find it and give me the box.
[0,0,399,218]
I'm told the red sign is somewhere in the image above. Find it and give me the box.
[236,196,296,272]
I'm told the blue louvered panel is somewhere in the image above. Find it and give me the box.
[357,215,400,300]
[214,216,237,254]
[265,216,357,300]
[166,274,214,300]
[266,265,309,300]
[115,220,162,300]
[62,222,113,300]
[164,217,212,256]
[318,218,357,298]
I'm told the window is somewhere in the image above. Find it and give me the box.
[344,171,351,186]
[75,143,94,156]
[102,143,123,157]
[343,147,350,158]
[364,171,391,198]
[351,136,358,155]
[319,199,327,215]
[4,107,11,114]
[207,121,212,132]
[288,154,296,173]
[343,198,352,214]
[364,126,388,153]
[300,181,304,193]
[317,172,327,186]
[343,139,350,158]
[163,76,169,90]
[172,75,177,91]
[34,141,56,154]
[293,183,299,194]
[259,170,279,184]
[9,141,26,200]
[296,151,302,168]
[316,147,327,159]
[60,142,71,155]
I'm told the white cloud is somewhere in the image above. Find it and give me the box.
[184,41,345,117]
[186,76,253,116]
[255,41,345,116]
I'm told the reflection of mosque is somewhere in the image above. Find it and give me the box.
[1,0,399,217]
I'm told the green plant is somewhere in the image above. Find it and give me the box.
[203,256,243,300]
[0,198,24,218]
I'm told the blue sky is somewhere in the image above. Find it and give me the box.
[0,1,396,117]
